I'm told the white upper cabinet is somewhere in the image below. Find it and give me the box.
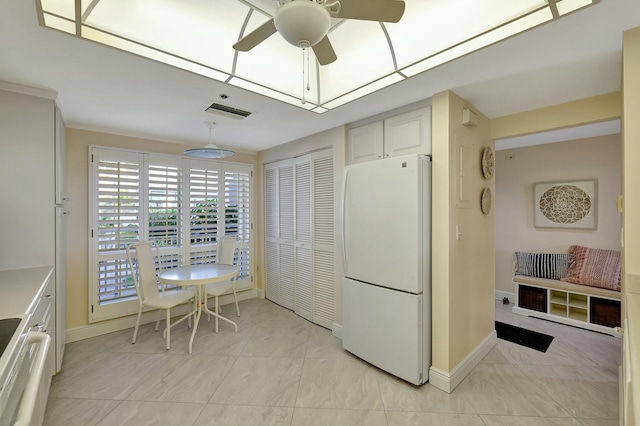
[347,106,431,164]
[347,121,384,164]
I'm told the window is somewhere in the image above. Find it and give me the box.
[89,147,253,322]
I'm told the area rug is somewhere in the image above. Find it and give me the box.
[495,321,554,352]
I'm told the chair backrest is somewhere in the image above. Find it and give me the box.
[216,236,237,265]
[126,241,161,306]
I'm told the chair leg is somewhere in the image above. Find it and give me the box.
[233,286,240,317]
[215,296,219,333]
[155,309,162,332]
[132,307,143,344]
[166,309,171,351]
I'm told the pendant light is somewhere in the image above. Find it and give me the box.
[184,122,235,159]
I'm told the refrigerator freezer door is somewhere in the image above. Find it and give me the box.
[343,154,426,294]
[342,278,424,385]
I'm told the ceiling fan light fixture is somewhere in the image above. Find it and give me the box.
[184,122,235,159]
[274,0,331,48]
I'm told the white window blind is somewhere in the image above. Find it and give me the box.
[188,165,219,265]
[89,147,253,322]
[224,169,252,280]
[93,150,142,315]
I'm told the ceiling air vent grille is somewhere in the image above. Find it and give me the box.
[205,103,252,120]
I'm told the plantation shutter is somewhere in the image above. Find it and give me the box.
[90,147,254,322]
[91,148,143,320]
[187,160,219,265]
[147,155,183,271]
[223,165,252,288]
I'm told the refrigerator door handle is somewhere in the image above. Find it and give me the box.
[342,168,349,271]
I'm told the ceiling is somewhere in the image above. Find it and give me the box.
[1,0,639,153]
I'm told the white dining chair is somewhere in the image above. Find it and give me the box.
[206,236,240,331]
[126,241,195,350]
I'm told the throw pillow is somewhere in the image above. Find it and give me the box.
[564,245,621,291]
[514,252,572,280]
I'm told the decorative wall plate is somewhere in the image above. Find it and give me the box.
[481,187,492,215]
[481,146,494,180]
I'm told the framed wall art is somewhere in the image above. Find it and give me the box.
[533,180,597,230]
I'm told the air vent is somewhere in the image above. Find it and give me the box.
[205,103,252,120]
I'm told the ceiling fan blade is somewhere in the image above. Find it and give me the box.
[312,36,337,65]
[232,19,277,52]
[335,0,405,23]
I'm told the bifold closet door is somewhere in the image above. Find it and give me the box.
[264,150,334,329]
[294,159,313,321]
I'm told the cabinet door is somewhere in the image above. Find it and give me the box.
[383,106,431,158]
[347,121,383,164]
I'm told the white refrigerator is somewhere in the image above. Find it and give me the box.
[342,154,431,385]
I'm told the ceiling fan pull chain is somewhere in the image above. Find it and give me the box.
[301,46,307,104]
[306,43,311,92]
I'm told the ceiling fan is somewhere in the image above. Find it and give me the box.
[232,0,406,65]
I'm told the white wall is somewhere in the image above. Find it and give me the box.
[495,134,621,295]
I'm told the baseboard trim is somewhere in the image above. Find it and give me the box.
[429,330,497,393]
[67,289,258,343]
[332,322,343,340]
[496,290,515,305]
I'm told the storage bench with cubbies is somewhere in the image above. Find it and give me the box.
[513,275,621,337]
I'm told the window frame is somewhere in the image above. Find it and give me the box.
[88,145,254,322]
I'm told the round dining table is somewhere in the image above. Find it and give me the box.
[158,263,238,353]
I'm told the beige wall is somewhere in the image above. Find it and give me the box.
[622,27,640,286]
[431,91,495,372]
[256,126,346,324]
[65,128,257,329]
[491,92,621,141]
[495,135,622,295]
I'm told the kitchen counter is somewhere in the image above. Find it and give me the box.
[0,266,54,318]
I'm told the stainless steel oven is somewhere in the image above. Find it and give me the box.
[0,316,52,426]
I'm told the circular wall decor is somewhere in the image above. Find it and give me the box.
[481,187,492,215]
[481,146,494,180]
[539,184,591,224]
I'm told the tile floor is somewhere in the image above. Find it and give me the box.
[44,299,621,426]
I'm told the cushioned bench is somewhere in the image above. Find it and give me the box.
[513,275,621,301]
[512,246,622,337]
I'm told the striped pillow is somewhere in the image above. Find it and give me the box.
[515,252,572,280]
[564,245,621,291]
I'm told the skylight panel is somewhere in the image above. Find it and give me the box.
[322,73,403,109]
[235,35,319,102]
[557,0,594,16]
[81,27,230,82]
[40,0,74,19]
[318,20,396,103]
[43,13,75,35]
[229,77,317,110]
[402,8,553,77]
[83,0,248,74]
[388,0,549,69]
[36,0,598,112]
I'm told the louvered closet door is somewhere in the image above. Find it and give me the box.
[264,165,279,304]
[263,150,334,328]
[312,153,335,329]
[278,162,295,310]
[294,156,313,321]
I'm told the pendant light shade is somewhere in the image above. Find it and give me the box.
[184,122,235,159]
